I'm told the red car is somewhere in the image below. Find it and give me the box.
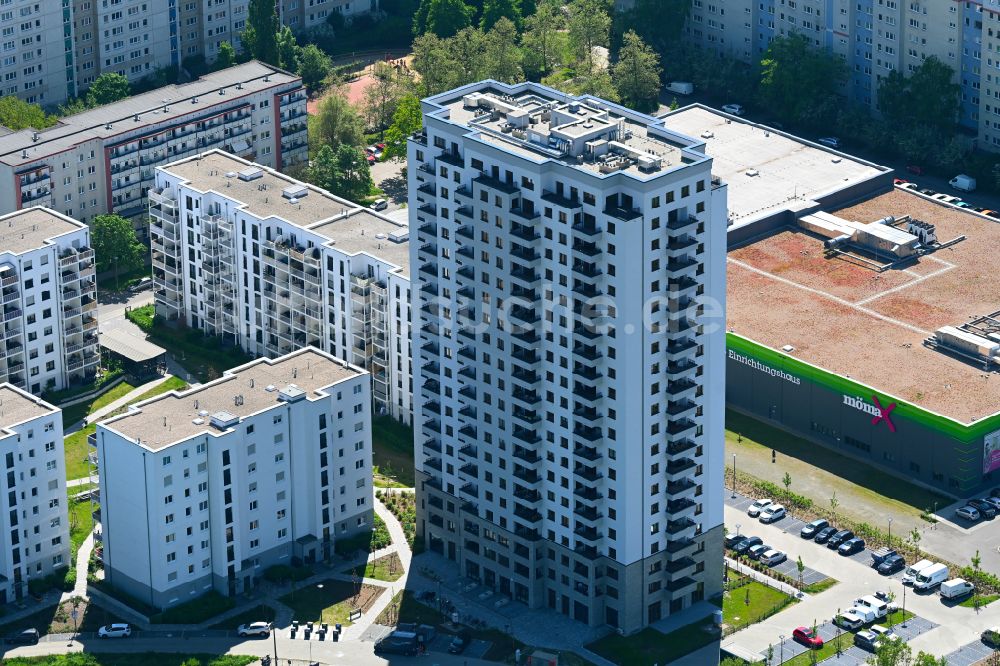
[366,154,376,164]
[793,626,824,649]
[893,178,907,185]
[906,165,924,176]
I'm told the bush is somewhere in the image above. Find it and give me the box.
[150,590,235,624]
[377,490,416,546]
[335,514,392,555]
[27,567,72,596]
[125,304,156,333]
[262,564,313,583]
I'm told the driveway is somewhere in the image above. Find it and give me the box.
[370,158,407,212]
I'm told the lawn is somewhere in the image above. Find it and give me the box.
[372,416,415,487]
[725,409,950,524]
[61,380,137,429]
[723,577,797,630]
[343,552,404,582]
[207,604,277,629]
[279,578,385,626]
[802,578,838,595]
[124,375,188,405]
[0,597,123,635]
[960,594,1000,608]
[68,495,94,557]
[6,655,257,666]
[149,590,235,624]
[63,423,96,481]
[586,617,718,666]
[334,513,392,555]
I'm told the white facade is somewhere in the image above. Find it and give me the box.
[410,82,726,634]
[0,1,75,106]
[94,347,373,609]
[0,384,71,603]
[0,207,98,394]
[0,62,308,238]
[151,150,412,423]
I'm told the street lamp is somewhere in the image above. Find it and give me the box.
[735,523,742,537]
[888,517,893,545]
[779,634,785,664]
[731,454,737,499]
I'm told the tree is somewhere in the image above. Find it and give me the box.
[276,25,300,73]
[567,0,611,75]
[91,214,145,277]
[829,492,839,526]
[972,549,983,612]
[481,0,521,31]
[216,42,237,70]
[242,0,279,66]
[382,95,422,160]
[573,69,618,101]
[521,2,563,79]
[912,654,947,666]
[796,556,805,588]
[878,56,959,134]
[612,30,661,112]
[309,90,364,154]
[450,28,488,87]
[426,0,474,37]
[298,44,331,92]
[759,33,847,127]
[363,61,412,136]
[0,96,56,130]
[908,527,921,555]
[308,145,340,193]
[867,635,911,666]
[412,33,457,96]
[483,18,523,84]
[332,144,374,201]
[613,0,688,57]
[86,73,131,107]
[782,472,792,492]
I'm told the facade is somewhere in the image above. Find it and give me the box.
[93,347,374,609]
[409,81,727,634]
[151,150,412,424]
[0,385,71,603]
[0,208,98,394]
[0,1,76,106]
[0,61,307,238]
[685,0,1000,148]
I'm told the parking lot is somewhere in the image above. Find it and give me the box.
[943,637,996,666]
[359,624,492,659]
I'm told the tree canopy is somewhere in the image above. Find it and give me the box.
[567,0,611,75]
[521,2,563,79]
[759,33,846,127]
[878,56,959,134]
[309,90,365,153]
[481,0,521,31]
[424,0,474,37]
[612,30,661,112]
[86,73,131,107]
[216,42,237,69]
[298,44,332,92]
[363,61,413,135]
[382,95,423,160]
[242,0,280,66]
[412,33,457,96]
[308,144,374,201]
[0,96,56,130]
[276,25,300,73]
[483,18,524,84]
[91,214,145,275]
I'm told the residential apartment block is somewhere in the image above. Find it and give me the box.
[93,347,373,608]
[0,207,98,394]
[409,82,726,634]
[0,61,308,238]
[151,150,412,423]
[0,384,71,603]
[686,0,1000,149]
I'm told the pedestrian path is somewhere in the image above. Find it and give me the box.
[83,374,174,426]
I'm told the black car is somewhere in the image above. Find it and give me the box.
[838,537,866,556]
[725,533,748,548]
[826,529,854,549]
[800,519,829,539]
[878,553,906,575]
[748,543,771,560]
[447,632,471,654]
[733,536,763,554]
[6,628,40,645]
[919,188,936,196]
[968,498,997,520]
[813,526,837,544]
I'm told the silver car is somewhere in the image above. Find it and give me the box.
[237,621,272,637]
[956,505,981,521]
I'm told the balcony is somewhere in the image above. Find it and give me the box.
[667,214,699,233]
[571,220,601,236]
[666,557,697,576]
[474,174,518,194]
[459,482,479,498]
[425,457,443,472]
[666,479,697,498]
[574,524,600,542]
[423,438,442,454]
[603,205,642,221]
[572,281,602,299]
[541,190,581,208]
[510,244,540,262]
[510,205,540,222]
[666,359,698,377]
[574,503,603,522]
[573,444,601,462]
[666,576,698,594]
[667,439,697,457]
[458,384,477,400]
[510,224,541,243]
[666,518,696,537]
[572,262,602,280]
[666,418,697,437]
[573,383,602,404]
[573,424,602,442]
[574,543,600,560]
[572,239,601,257]
[515,526,541,541]
[665,257,699,277]
[512,446,541,464]
[665,458,697,481]
[512,406,540,425]
[459,424,477,439]
[665,338,698,359]
[666,236,698,256]
[512,387,540,406]
[459,462,479,478]
[665,538,696,555]
[511,366,539,385]
[513,466,540,484]
[666,399,698,417]
[514,504,542,523]
[510,265,540,285]
[459,443,478,458]
[514,486,541,503]
[573,405,602,424]
[572,365,601,383]
[667,498,697,516]
[574,464,602,483]
[512,346,539,365]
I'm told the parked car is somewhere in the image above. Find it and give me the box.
[366,153,376,164]
[893,178,908,185]
[870,547,898,568]
[940,578,975,600]
[447,632,471,654]
[983,496,1000,511]
[982,627,1000,647]
[370,198,388,211]
[968,498,997,519]
[725,533,748,548]
[800,519,829,539]
[130,277,153,293]
[793,626,824,649]
[374,631,420,656]
[903,559,934,585]
[870,625,893,640]
[898,182,918,190]
[919,188,936,196]
[237,622,272,637]
[826,529,854,549]
[955,201,971,208]
[5,628,40,645]
[878,554,907,576]
[931,193,960,204]
[759,504,786,524]
[836,610,866,630]
[854,629,881,652]
[950,174,977,192]
[733,536,762,554]
[760,549,787,566]
[839,537,866,556]
[818,137,840,148]
[914,563,950,591]
[721,103,745,116]
[747,499,773,517]
[988,211,1000,220]
[813,526,837,544]
[956,505,981,522]
[854,595,889,619]
[748,543,772,560]
[666,81,695,95]
[98,623,132,639]
[906,165,924,175]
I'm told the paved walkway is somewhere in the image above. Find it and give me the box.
[82,374,174,426]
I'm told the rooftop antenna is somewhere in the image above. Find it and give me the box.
[194,399,199,409]
[249,378,255,387]
[293,368,298,378]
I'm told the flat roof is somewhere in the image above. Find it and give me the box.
[727,188,1000,423]
[100,347,364,450]
[99,328,167,363]
[662,106,885,227]
[427,82,705,179]
[160,151,410,275]
[0,384,57,430]
[1,61,300,168]
[0,207,86,255]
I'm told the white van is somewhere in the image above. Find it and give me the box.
[949,174,977,192]
[854,596,889,619]
[902,559,934,585]
[666,82,694,95]
[940,578,974,600]
[913,563,949,591]
[848,605,877,624]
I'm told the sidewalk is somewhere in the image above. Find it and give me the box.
[82,374,174,426]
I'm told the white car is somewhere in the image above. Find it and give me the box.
[835,611,866,630]
[760,549,787,566]
[870,625,893,641]
[747,498,772,517]
[759,504,786,524]
[98,623,132,639]
[369,198,388,211]
[932,193,961,204]
[722,103,745,116]
[818,137,841,148]
[237,621,272,637]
